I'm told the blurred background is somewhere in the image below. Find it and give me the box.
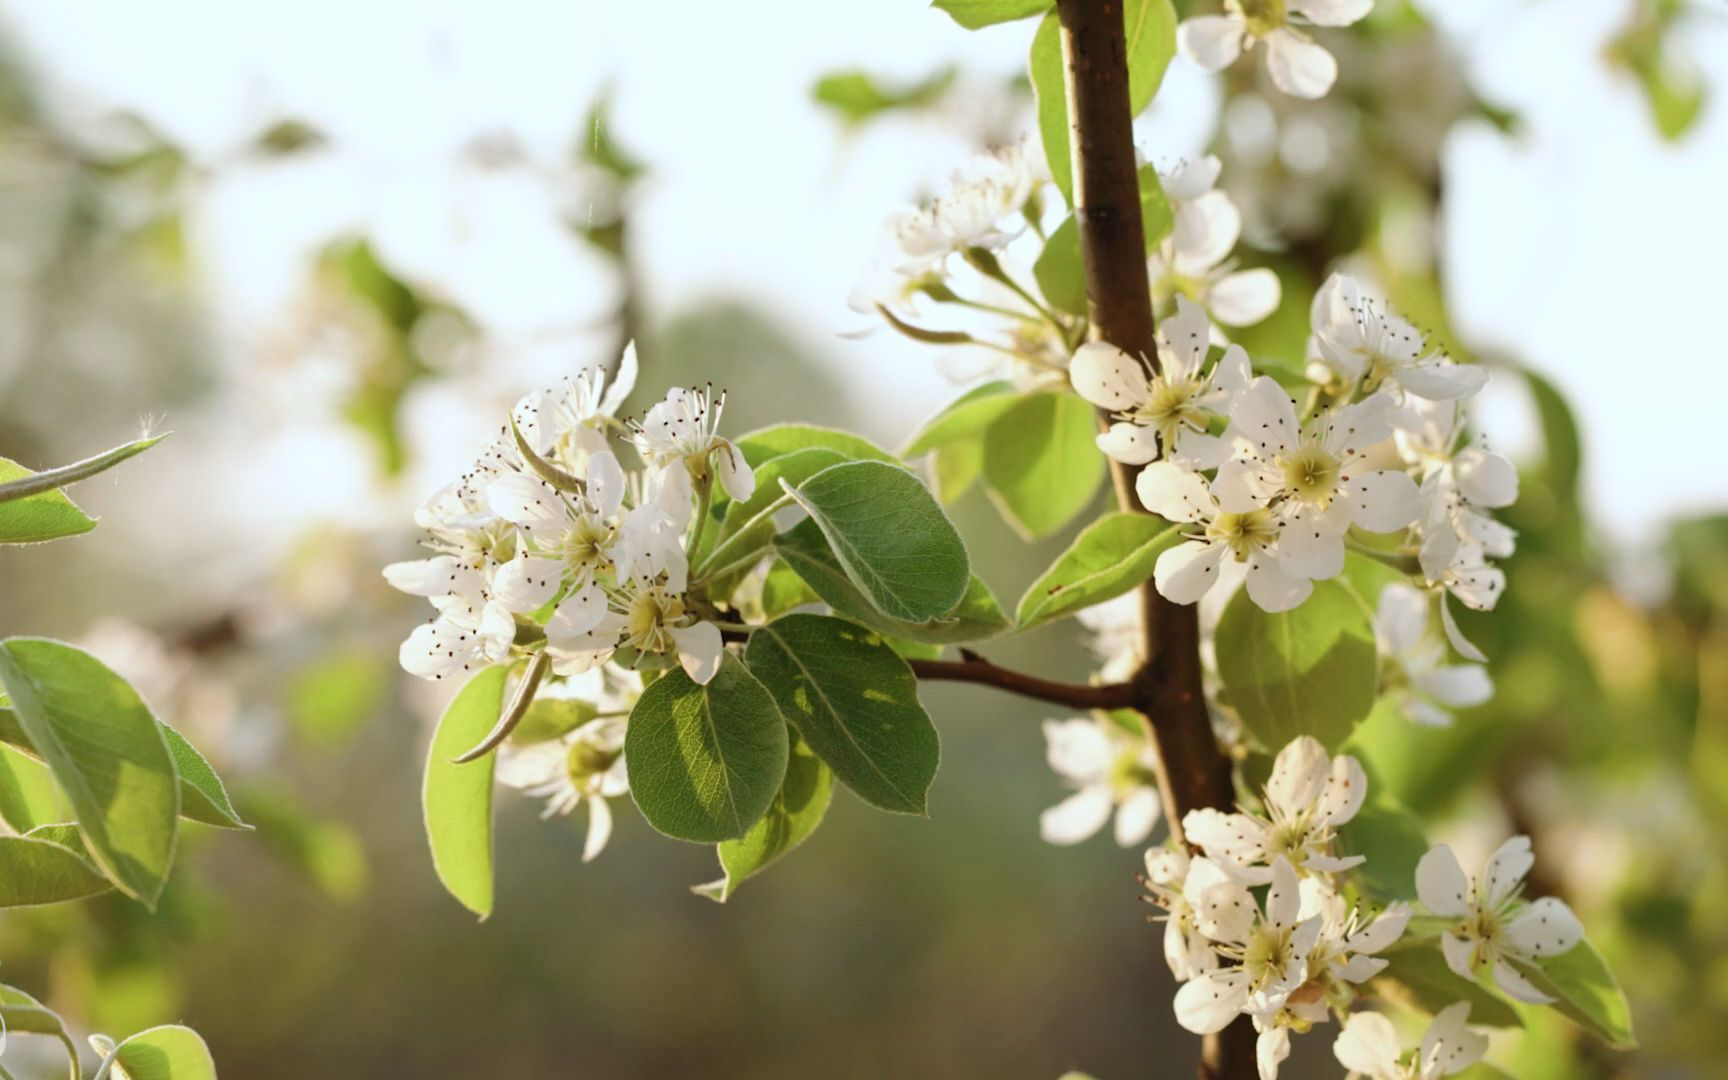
[1,0,1725,1076]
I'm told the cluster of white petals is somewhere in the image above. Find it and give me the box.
[1038,716,1162,847]
[385,344,751,689]
[1142,736,1500,1080]
[1178,0,1375,100]
[1150,157,1282,331]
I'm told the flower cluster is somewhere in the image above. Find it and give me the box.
[1071,274,1512,661]
[1142,735,1563,1078]
[1178,1,1375,100]
[385,345,753,690]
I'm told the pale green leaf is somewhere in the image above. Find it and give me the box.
[1515,939,1635,1048]
[1333,798,1429,903]
[735,424,895,468]
[94,1024,215,1080]
[785,460,970,622]
[508,696,599,746]
[1214,581,1378,751]
[422,664,508,919]
[1016,512,1177,629]
[931,438,984,504]
[0,457,96,544]
[0,829,114,907]
[983,391,1106,539]
[0,640,179,907]
[0,741,61,831]
[1033,167,1170,316]
[900,381,1020,457]
[1376,942,1524,1029]
[813,67,955,127]
[693,728,833,902]
[1,981,80,1076]
[775,519,1009,644]
[626,656,789,843]
[745,614,939,814]
[933,0,1051,30]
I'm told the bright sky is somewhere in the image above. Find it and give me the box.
[3,0,1726,563]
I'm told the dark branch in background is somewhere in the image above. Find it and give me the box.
[1054,1,1252,1075]
[909,650,1137,710]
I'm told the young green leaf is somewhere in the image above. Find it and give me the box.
[900,381,1021,458]
[0,434,165,507]
[1029,0,1177,203]
[761,558,822,619]
[745,614,940,815]
[0,639,180,908]
[774,519,1009,644]
[0,741,61,831]
[0,457,97,544]
[1516,939,1636,1048]
[983,391,1106,539]
[784,460,970,622]
[0,830,115,907]
[1375,942,1523,1029]
[1332,798,1430,903]
[692,728,834,903]
[1015,512,1178,630]
[626,655,789,843]
[931,439,984,504]
[933,0,1051,30]
[0,981,80,1075]
[422,664,509,919]
[1214,580,1378,751]
[812,67,956,127]
[91,1024,216,1080]
[508,696,599,746]
[735,424,895,468]
[701,446,849,575]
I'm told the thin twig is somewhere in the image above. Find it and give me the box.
[909,649,1137,711]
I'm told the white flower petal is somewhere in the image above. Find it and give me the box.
[1492,958,1555,1004]
[1208,268,1282,327]
[582,795,614,862]
[1277,502,1350,580]
[1440,595,1487,663]
[1334,1010,1402,1076]
[1137,462,1217,522]
[1376,582,1431,656]
[1174,970,1250,1035]
[1455,447,1519,508]
[1040,786,1115,845]
[1393,361,1490,401]
[715,440,756,502]
[1264,28,1338,98]
[1257,1026,1292,1080]
[1314,752,1367,827]
[1178,15,1246,72]
[1293,0,1374,27]
[383,555,479,599]
[1245,554,1312,612]
[1266,856,1302,928]
[587,450,626,518]
[1482,835,1534,908]
[1115,787,1163,847]
[1505,896,1582,962]
[1440,930,1477,981]
[1415,665,1493,708]
[1155,540,1228,605]
[1416,844,1470,916]
[1096,422,1162,465]
[1419,1001,1488,1077]
[670,621,724,685]
[1345,470,1421,533]
[1070,342,1151,410]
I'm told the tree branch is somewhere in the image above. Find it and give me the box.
[1054,1,1253,1075]
[909,649,1137,711]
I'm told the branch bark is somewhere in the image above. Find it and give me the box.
[1054,1,1253,1075]
[909,650,1137,710]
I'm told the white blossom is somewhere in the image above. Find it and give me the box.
[1173,856,1321,1036]
[1214,377,1419,581]
[1178,1,1375,100]
[1148,163,1281,330]
[1183,735,1367,884]
[512,342,638,467]
[1138,460,1312,612]
[1140,846,1228,981]
[1308,274,1488,401]
[1069,296,1250,467]
[630,385,755,503]
[486,450,627,614]
[1039,717,1162,847]
[1416,837,1583,1004]
[496,716,630,862]
[1375,584,1492,726]
[1334,1003,1489,1079]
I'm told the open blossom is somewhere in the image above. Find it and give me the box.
[1416,837,1582,1004]
[1148,161,1280,330]
[1308,274,1488,401]
[496,715,629,862]
[630,385,755,503]
[486,450,627,613]
[877,139,1043,273]
[1184,735,1367,884]
[1334,1003,1488,1079]
[1174,856,1321,1037]
[1138,460,1311,612]
[1178,1,1374,100]
[1140,846,1231,981]
[513,343,638,467]
[1214,377,1419,581]
[1069,296,1249,467]
[1375,584,1491,726]
[1039,717,1162,847]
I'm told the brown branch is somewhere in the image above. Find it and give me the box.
[1055,1,1252,1075]
[909,649,1137,710]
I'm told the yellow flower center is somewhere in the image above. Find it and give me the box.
[625,588,686,656]
[1278,444,1342,506]
[1231,0,1287,36]
[566,738,621,787]
[1207,510,1280,561]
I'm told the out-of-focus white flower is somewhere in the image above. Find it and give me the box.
[1178,1,1375,100]
[1137,460,1311,613]
[1375,583,1491,726]
[1416,837,1583,1003]
[1140,846,1228,981]
[496,716,629,862]
[1148,162,1281,330]
[1183,735,1367,884]
[1308,274,1488,401]
[1214,377,1418,581]
[1334,1003,1488,1079]
[1070,296,1250,467]
[1039,717,1162,847]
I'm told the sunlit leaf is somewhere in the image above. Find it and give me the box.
[933,0,1051,30]
[1016,512,1177,630]
[422,665,508,919]
[693,727,834,902]
[0,828,115,907]
[92,1024,216,1080]
[983,392,1105,539]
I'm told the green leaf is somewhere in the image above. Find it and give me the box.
[1029,0,1177,203]
[1333,798,1429,903]
[761,559,822,619]
[1033,167,1170,316]
[784,461,970,622]
[693,728,834,902]
[705,447,850,574]
[1515,939,1636,1048]
[0,640,179,908]
[0,981,80,1075]
[775,518,1009,644]
[0,709,244,832]
[933,0,1051,30]
[580,87,645,184]
[1376,942,1523,1029]
[813,67,956,127]
[1016,512,1177,629]
[286,651,389,750]
[901,381,1020,458]
[745,614,939,814]
[0,434,164,522]
[508,695,598,746]
[93,1024,216,1080]
[931,438,984,504]
[626,656,789,843]
[0,741,61,831]
[735,424,895,469]
[983,392,1106,539]
[0,829,115,907]
[422,664,508,919]
[0,457,96,544]
[1214,580,1378,751]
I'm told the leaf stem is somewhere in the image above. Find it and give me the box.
[692,492,795,581]
[0,434,167,506]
